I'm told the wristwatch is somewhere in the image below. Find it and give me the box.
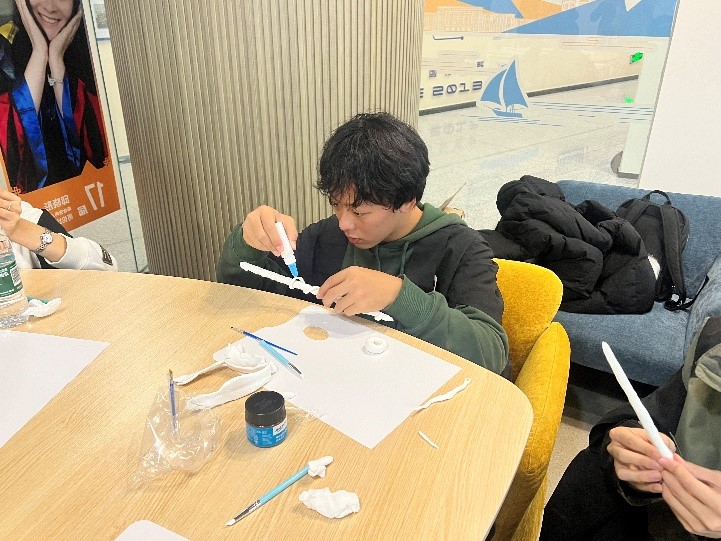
[35,228,53,253]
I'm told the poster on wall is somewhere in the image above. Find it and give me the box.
[0,0,118,230]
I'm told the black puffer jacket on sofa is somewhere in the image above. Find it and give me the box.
[481,175,656,314]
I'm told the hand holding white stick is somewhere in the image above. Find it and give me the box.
[602,342,673,459]
[239,262,393,322]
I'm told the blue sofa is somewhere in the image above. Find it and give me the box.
[554,180,721,387]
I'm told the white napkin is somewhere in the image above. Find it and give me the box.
[185,364,276,410]
[299,488,360,519]
[23,298,61,318]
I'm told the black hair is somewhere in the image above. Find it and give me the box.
[316,112,430,210]
[6,0,96,94]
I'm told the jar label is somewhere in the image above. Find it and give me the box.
[246,417,288,448]
[0,260,23,297]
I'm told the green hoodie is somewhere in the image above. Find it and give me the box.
[217,203,509,376]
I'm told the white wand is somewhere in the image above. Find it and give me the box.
[239,262,393,322]
[601,342,673,459]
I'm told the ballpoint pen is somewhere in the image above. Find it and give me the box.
[231,327,298,355]
[258,340,304,379]
[275,222,298,278]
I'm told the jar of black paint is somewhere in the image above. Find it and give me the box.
[245,390,288,447]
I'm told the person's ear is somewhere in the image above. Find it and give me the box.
[398,199,417,213]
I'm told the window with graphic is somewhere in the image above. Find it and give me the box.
[420,0,679,212]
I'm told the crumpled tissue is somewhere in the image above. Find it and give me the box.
[23,298,61,317]
[308,455,334,477]
[299,488,360,519]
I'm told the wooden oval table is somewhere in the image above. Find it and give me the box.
[0,270,532,540]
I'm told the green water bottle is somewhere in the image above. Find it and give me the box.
[0,232,29,328]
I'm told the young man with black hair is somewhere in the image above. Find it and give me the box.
[217,112,509,376]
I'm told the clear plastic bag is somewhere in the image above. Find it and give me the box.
[132,385,220,483]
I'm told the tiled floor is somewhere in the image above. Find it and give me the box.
[78,79,646,500]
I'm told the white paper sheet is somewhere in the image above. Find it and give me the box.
[218,306,461,448]
[115,521,188,541]
[0,330,109,448]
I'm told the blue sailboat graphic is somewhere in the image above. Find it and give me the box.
[479,60,528,118]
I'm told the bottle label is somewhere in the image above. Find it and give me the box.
[0,260,23,297]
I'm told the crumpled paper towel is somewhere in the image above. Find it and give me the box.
[299,488,360,519]
[23,298,61,317]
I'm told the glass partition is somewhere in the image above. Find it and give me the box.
[83,0,146,271]
[419,0,679,230]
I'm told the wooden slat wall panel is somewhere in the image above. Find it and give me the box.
[105,0,423,280]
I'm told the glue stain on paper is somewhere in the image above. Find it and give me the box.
[304,326,329,341]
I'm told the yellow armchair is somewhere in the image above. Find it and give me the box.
[492,259,571,541]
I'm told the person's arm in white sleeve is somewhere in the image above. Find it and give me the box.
[1,192,118,271]
[43,234,118,271]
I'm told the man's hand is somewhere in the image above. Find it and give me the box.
[316,266,402,317]
[607,426,676,493]
[660,455,721,538]
[241,205,297,256]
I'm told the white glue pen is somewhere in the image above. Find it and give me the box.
[275,221,298,278]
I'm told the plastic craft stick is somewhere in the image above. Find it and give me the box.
[601,342,673,459]
[239,262,393,322]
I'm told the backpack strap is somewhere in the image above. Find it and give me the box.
[643,190,672,203]
[665,275,708,311]
[622,190,673,224]
[618,198,648,225]
[659,202,687,309]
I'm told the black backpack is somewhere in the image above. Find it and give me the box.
[617,190,690,310]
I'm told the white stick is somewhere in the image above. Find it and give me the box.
[239,262,393,322]
[414,377,471,412]
[601,342,673,459]
[418,431,439,449]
